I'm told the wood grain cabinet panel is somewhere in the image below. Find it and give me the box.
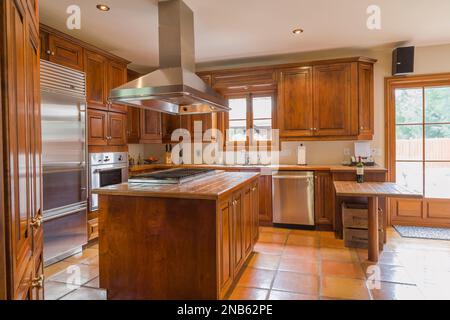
[107,61,128,113]
[140,109,162,143]
[243,186,253,257]
[1,0,43,299]
[88,109,108,145]
[218,198,233,297]
[108,112,127,146]
[315,172,334,228]
[232,191,244,277]
[85,51,108,110]
[277,67,314,137]
[313,63,358,136]
[358,63,374,139]
[127,107,141,143]
[48,35,84,71]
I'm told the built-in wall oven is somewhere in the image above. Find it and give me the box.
[89,153,128,212]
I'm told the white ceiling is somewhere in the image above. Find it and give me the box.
[40,0,450,72]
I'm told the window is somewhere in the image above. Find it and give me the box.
[227,93,274,144]
[394,86,450,199]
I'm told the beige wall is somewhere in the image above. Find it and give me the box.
[129,43,450,166]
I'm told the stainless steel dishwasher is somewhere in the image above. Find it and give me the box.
[272,171,315,226]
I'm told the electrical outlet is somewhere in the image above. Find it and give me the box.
[343,148,351,156]
[372,148,381,156]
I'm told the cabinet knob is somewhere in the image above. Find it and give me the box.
[32,275,44,289]
[360,126,364,130]
[46,50,51,55]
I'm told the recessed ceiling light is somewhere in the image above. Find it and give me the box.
[96,4,110,12]
[292,28,304,35]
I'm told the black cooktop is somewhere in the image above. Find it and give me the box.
[128,168,216,185]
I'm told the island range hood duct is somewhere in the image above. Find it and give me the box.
[108,0,229,115]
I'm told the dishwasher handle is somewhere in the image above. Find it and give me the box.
[273,175,313,180]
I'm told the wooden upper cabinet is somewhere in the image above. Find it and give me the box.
[313,63,358,137]
[140,109,162,143]
[277,67,314,137]
[358,63,374,139]
[85,51,108,110]
[162,114,191,143]
[108,112,127,146]
[107,61,128,114]
[88,109,108,146]
[127,107,141,143]
[48,35,84,71]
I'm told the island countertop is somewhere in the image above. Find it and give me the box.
[93,171,260,200]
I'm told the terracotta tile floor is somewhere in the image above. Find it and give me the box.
[44,244,105,300]
[44,227,450,300]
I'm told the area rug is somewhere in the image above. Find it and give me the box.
[394,225,450,241]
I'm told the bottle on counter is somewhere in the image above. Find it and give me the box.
[165,144,173,164]
[137,154,143,165]
[356,156,365,183]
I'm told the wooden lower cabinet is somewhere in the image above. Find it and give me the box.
[97,177,259,300]
[217,180,260,298]
[315,171,334,229]
[217,199,233,296]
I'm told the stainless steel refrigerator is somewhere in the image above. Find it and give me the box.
[41,60,88,266]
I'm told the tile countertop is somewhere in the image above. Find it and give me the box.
[93,171,260,200]
[129,163,388,174]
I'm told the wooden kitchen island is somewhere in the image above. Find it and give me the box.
[93,171,260,300]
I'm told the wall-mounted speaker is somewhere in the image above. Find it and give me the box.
[392,46,415,75]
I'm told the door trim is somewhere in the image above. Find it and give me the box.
[385,73,450,227]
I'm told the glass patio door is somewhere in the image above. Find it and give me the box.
[395,86,450,200]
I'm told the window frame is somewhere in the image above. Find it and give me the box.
[224,90,277,149]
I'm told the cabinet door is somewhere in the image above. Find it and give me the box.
[232,191,244,277]
[161,114,191,143]
[127,107,141,143]
[87,109,108,145]
[48,34,84,71]
[259,176,273,225]
[243,186,253,258]
[108,112,127,146]
[107,61,128,113]
[39,30,49,60]
[313,63,358,136]
[277,67,314,137]
[140,109,162,143]
[85,51,107,110]
[358,63,374,139]
[314,172,334,227]
[251,181,260,243]
[190,114,213,141]
[218,199,233,298]
[3,0,42,299]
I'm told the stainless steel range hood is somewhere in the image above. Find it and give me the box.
[109,0,229,115]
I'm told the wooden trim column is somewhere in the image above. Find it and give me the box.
[0,0,8,300]
[368,196,379,262]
